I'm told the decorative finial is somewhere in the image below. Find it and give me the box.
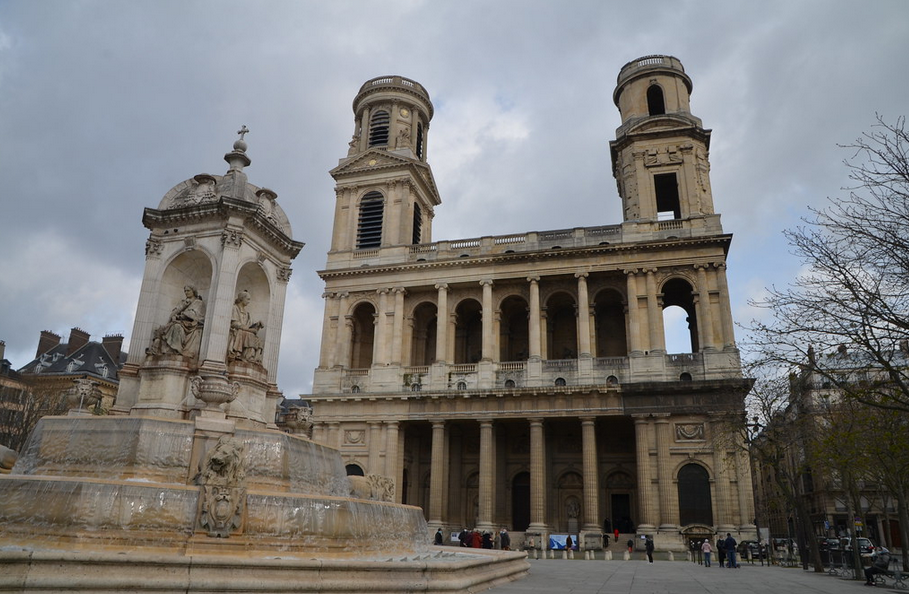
[237,125,249,141]
[233,125,249,153]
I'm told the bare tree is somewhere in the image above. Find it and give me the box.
[0,385,68,452]
[748,115,909,412]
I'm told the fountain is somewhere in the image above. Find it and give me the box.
[0,132,527,592]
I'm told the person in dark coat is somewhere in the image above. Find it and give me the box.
[434,528,443,545]
[458,529,468,547]
[482,532,493,549]
[565,535,573,550]
[717,538,726,567]
[500,529,511,551]
[627,539,634,553]
[645,537,655,563]
[724,533,738,568]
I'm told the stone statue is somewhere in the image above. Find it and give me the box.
[197,435,247,538]
[0,444,17,475]
[566,498,580,519]
[147,285,205,358]
[227,290,263,364]
[348,473,395,502]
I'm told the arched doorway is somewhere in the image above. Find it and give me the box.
[511,471,530,531]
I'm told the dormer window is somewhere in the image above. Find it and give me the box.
[368,110,390,147]
[647,84,666,116]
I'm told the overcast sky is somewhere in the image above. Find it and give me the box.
[1,0,907,398]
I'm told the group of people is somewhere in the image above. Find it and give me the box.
[441,528,511,550]
[698,533,740,568]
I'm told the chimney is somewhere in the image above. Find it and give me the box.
[0,340,5,361]
[66,328,91,357]
[36,330,61,358]
[102,334,124,365]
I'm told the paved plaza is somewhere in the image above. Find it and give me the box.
[485,557,880,594]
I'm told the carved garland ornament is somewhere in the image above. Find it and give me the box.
[197,435,247,538]
[675,423,705,441]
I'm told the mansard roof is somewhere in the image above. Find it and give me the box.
[18,341,125,384]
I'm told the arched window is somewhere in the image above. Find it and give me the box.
[499,295,530,362]
[416,122,425,159]
[504,379,516,388]
[546,292,578,360]
[350,302,376,368]
[454,299,482,364]
[456,381,467,391]
[368,110,390,147]
[662,278,699,353]
[677,464,713,526]
[594,289,627,357]
[346,464,365,476]
[555,377,567,386]
[647,84,666,116]
[409,302,437,366]
[357,191,384,249]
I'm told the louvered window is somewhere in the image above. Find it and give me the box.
[368,110,390,147]
[357,191,384,249]
[416,123,424,159]
[412,203,422,244]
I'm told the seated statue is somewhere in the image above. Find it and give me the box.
[147,285,205,358]
[228,290,264,363]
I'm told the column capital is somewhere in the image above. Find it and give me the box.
[477,418,495,427]
[579,416,596,425]
[321,291,335,299]
[713,261,727,270]
[527,275,540,284]
[479,279,494,287]
[393,286,407,295]
[431,420,446,429]
[385,420,400,428]
[694,263,710,271]
[574,271,589,280]
[528,417,545,427]
[644,267,658,275]
[434,282,449,291]
[624,268,640,276]
[377,287,390,295]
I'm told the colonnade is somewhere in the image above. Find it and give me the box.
[316,263,735,370]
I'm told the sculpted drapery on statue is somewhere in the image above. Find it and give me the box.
[228,290,264,363]
[147,285,205,358]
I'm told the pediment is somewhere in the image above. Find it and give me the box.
[330,150,415,176]
[331,149,441,206]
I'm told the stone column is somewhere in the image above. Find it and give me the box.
[735,446,756,530]
[391,287,406,365]
[368,421,382,474]
[428,421,447,528]
[580,417,600,531]
[478,419,496,531]
[332,292,349,367]
[633,416,656,530]
[327,422,341,450]
[654,415,676,530]
[318,292,335,368]
[373,289,389,365]
[385,421,400,499]
[711,421,734,532]
[435,283,449,363]
[527,276,542,360]
[528,418,548,532]
[695,265,716,350]
[625,270,643,354]
[713,262,736,348]
[645,269,665,353]
[575,273,592,357]
[480,279,494,362]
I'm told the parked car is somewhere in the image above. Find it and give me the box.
[841,537,875,555]
[737,540,761,557]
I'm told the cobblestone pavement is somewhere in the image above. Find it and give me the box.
[485,557,882,594]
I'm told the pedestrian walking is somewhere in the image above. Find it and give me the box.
[716,538,726,567]
[627,539,634,554]
[434,528,443,545]
[645,537,654,563]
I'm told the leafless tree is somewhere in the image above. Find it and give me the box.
[748,115,909,412]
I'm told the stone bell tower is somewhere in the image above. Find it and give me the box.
[610,55,719,232]
[114,128,304,428]
[326,76,440,265]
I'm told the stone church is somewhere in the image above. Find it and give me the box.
[304,56,756,551]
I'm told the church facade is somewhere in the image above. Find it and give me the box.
[305,56,755,551]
